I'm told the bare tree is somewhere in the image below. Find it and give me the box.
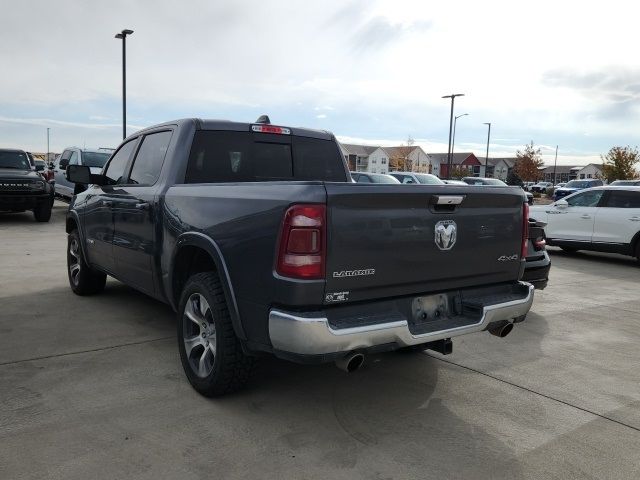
[390,136,415,171]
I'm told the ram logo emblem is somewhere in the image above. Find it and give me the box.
[434,220,457,251]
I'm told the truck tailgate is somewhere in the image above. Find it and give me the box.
[324,183,525,304]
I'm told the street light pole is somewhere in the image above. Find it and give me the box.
[115,29,134,140]
[483,122,491,177]
[452,113,468,156]
[553,145,558,184]
[46,128,50,164]
[442,93,465,179]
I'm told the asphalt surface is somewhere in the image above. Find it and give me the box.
[1,202,639,479]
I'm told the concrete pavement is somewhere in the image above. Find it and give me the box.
[1,202,639,479]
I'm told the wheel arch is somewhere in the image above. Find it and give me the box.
[170,232,246,340]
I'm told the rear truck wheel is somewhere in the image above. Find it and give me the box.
[177,272,255,397]
[67,229,106,295]
[560,246,578,253]
[33,201,52,222]
[635,242,640,265]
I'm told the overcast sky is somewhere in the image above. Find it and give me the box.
[1,0,639,165]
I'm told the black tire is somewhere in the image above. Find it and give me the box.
[177,272,255,397]
[67,229,107,295]
[33,202,52,222]
[635,242,640,265]
[560,246,578,253]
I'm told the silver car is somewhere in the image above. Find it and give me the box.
[53,148,112,199]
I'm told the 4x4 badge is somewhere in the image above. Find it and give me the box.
[435,220,457,251]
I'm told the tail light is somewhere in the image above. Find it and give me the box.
[521,202,529,259]
[276,204,326,279]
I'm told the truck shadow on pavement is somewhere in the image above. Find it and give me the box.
[238,353,526,479]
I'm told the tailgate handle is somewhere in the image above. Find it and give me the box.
[433,195,465,205]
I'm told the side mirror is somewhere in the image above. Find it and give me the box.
[66,164,102,185]
[59,163,67,170]
[35,164,44,171]
[555,199,568,209]
[48,162,54,169]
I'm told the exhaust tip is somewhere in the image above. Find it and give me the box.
[489,322,514,338]
[336,353,365,373]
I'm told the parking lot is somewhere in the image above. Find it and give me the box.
[1,202,639,479]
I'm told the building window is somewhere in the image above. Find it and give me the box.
[381,158,387,164]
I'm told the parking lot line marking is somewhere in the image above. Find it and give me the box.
[0,336,174,368]
[427,354,640,434]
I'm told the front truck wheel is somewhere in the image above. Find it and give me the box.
[67,229,107,295]
[33,200,52,222]
[177,272,255,397]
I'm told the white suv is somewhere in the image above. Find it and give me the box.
[530,186,640,262]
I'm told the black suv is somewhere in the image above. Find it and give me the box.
[0,149,54,222]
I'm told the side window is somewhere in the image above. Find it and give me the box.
[104,140,137,185]
[566,190,604,207]
[69,151,79,166]
[357,175,371,183]
[604,190,640,208]
[59,150,72,168]
[402,176,415,184]
[128,131,172,185]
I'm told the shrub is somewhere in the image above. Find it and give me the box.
[545,187,555,197]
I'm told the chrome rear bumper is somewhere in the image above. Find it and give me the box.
[269,282,534,355]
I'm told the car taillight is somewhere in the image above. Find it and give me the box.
[521,202,529,259]
[251,124,291,135]
[276,204,326,279]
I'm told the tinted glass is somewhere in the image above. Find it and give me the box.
[604,190,640,208]
[565,180,592,188]
[610,180,640,186]
[0,150,30,170]
[82,152,111,168]
[356,174,372,183]
[104,140,136,185]
[185,131,347,183]
[414,173,445,185]
[566,190,603,207]
[69,151,79,165]
[129,131,172,185]
[369,173,400,184]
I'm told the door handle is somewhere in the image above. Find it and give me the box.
[135,202,150,210]
[102,200,113,207]
[580,214,591,219]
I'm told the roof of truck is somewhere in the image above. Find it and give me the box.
[132,118,335,141]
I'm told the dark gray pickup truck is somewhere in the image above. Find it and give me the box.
[66,118,534,396]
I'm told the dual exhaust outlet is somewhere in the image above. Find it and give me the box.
[334,321,514,373]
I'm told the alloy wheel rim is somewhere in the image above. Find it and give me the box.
[68,238,81,286]
[183,293,217,378]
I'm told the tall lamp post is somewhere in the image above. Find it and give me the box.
[46,128,50,165]
[114,29,134,140]
[553,145,559,184]
[452,113,468,156]
[483,122,491,176]
[442,93,465,179]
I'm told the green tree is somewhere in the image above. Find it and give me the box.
[449,165,469,179]
[514,142,545,181]
[601,146,640,182]
[506,170,523,186]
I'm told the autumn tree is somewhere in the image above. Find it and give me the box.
[506,170,523,187]
[514,141,544,181]
[449,165,469,179]
[601,146,640,182]
[390,136,415,171]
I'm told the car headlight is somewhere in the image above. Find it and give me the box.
[30,181,45,190]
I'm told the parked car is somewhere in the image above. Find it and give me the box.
[553,178,603,200]
[350,172,400,184]
[389,172,444,185]
[531,181,553,193]
[523,181,536,192]
[530,186,640,262]
[442,179,468,185]
[0,149,54,221]
[53,148,112,199]
[34,159,54,183]
[554,182,566,189]
[610,179,640,186]
[522,217,550,289]
[65,117,534,396]
[462,177,534,205]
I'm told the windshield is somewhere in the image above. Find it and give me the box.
[414,173,444,185]
[0,151,31,170]
[82,151,111,168]
[370,173,400,184]
[565,180,592,188]
[611,180,640,185]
